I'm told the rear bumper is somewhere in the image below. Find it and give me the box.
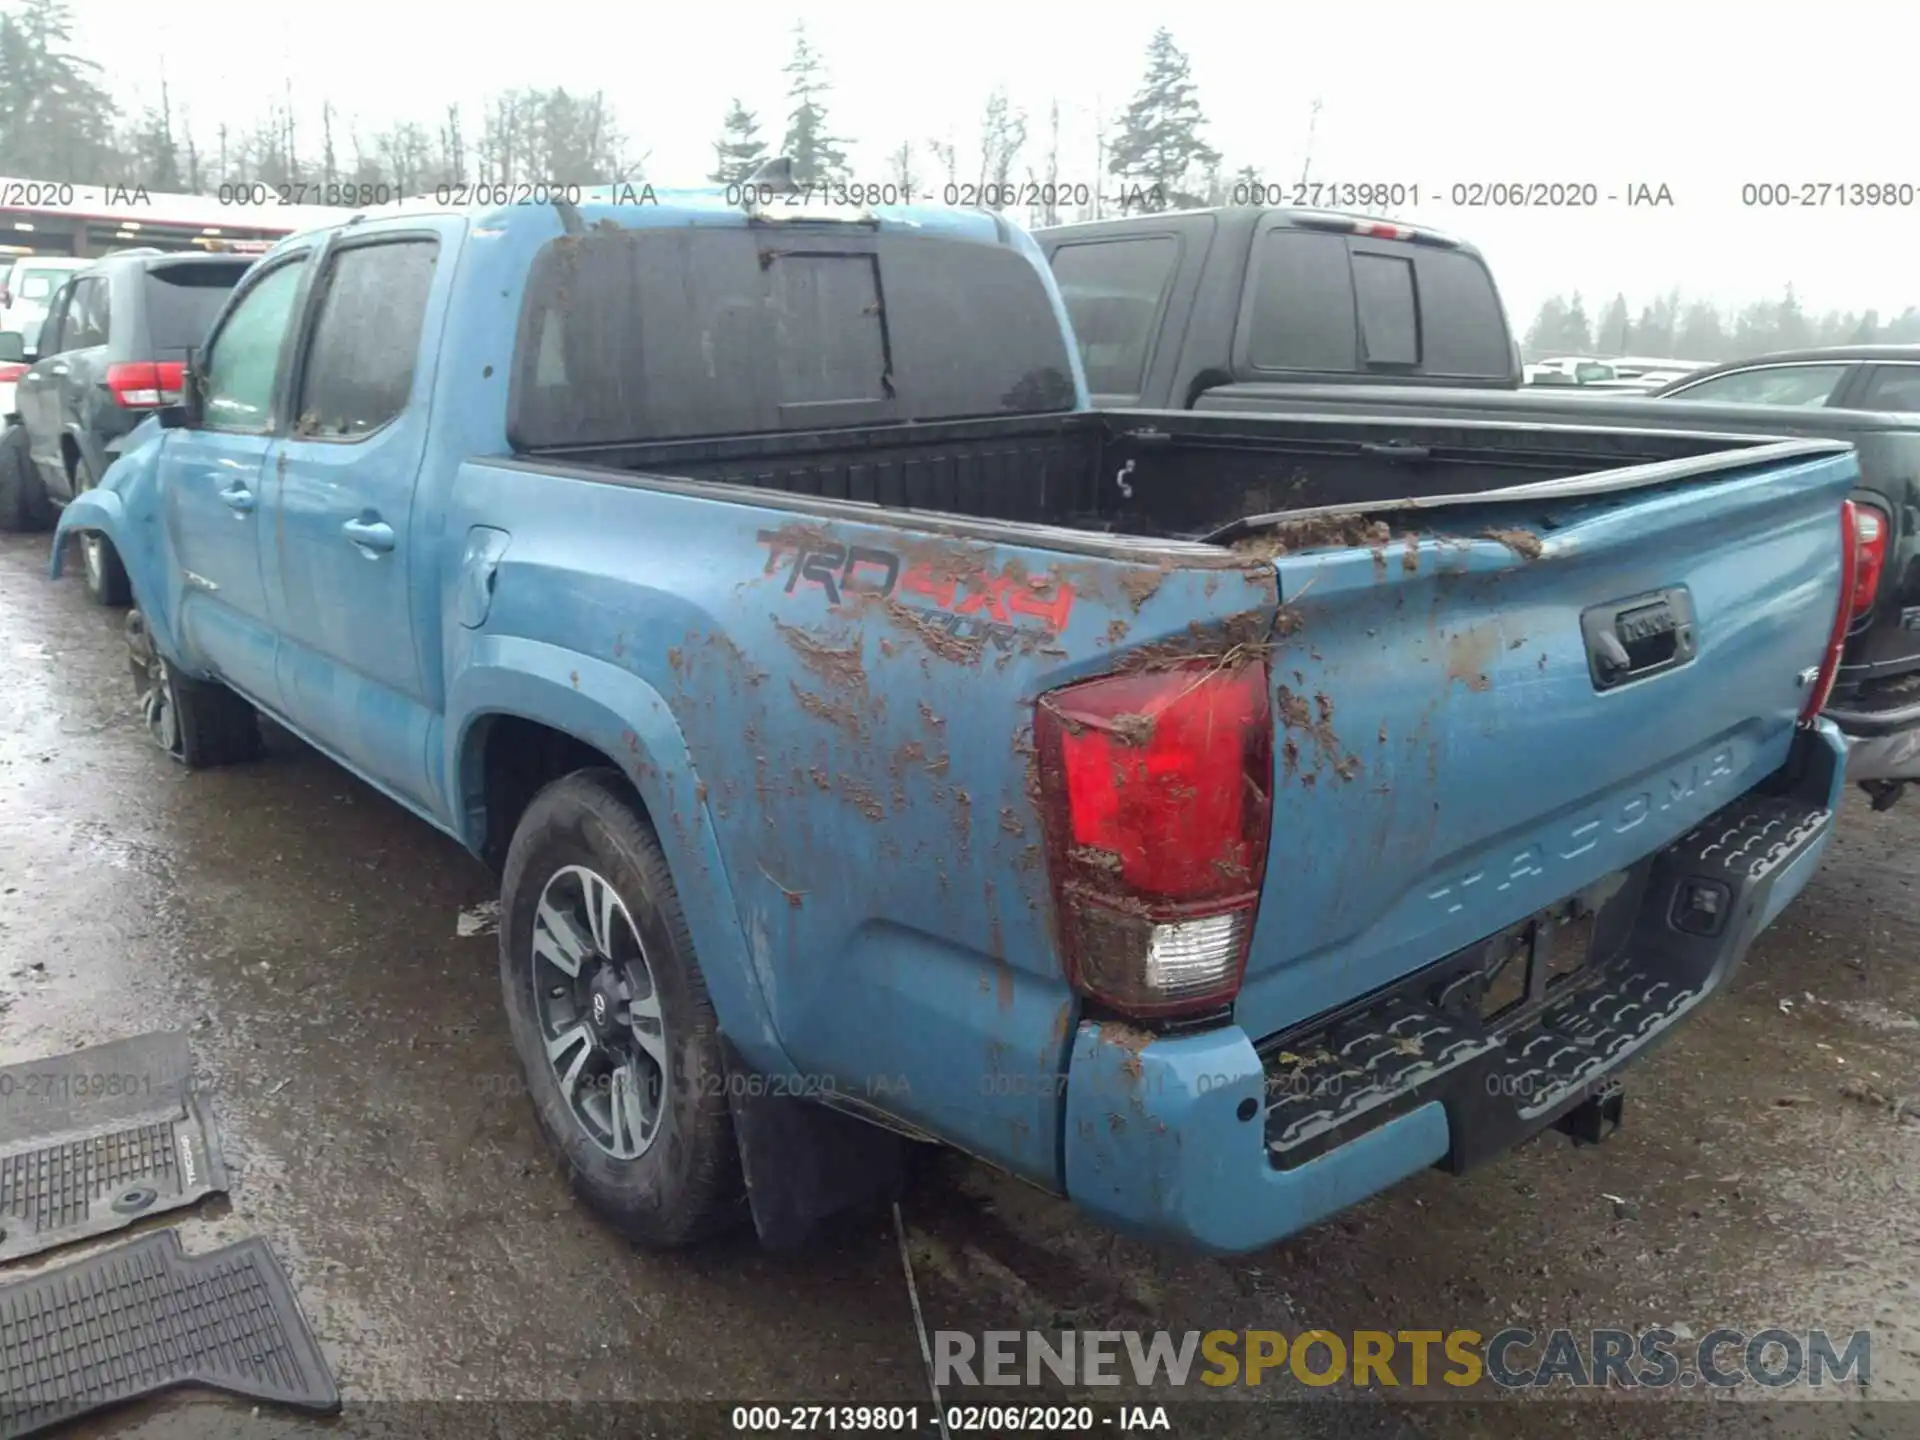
[1837,720,1920,783]
[1060,721,1846,1254]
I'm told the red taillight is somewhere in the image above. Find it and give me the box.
[105,360,186,408]
[1034,661,1273,1019]
[1801,500,1863,724]
[0,362,24,383]
[1851,504,1889,621]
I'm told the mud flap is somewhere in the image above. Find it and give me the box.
[720,1039,906,1253]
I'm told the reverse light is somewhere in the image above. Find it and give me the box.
[1801,499,1863,724]
[1850,503,1889,622]
[1034,661,1273,1019]
[105,360,186,408]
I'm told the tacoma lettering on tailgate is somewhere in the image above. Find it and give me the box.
[1426,746,1738,916]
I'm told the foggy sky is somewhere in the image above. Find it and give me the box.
[75,0,1920,326]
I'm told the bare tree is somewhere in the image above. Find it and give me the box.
[886,139,917,197]
[975,85,1026,198]
[321,102,337,186]
[1029,98,1062,226]
[926,136,957,192]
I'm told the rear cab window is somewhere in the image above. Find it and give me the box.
[1239,219,1512,381]
[1049,235,1180,398]
[508,225,1077,448]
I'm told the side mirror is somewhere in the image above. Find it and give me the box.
[0,330,23,364]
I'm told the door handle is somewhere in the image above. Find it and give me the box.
[342,516,395,554]
[47,363,68,377]
[219,483,256,514]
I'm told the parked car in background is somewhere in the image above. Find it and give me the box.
[0,250,253,597]
[1526,357,1697,393]
[1034,205,1522,405]
[1653,346,1920,411]
[1,255,90,354]
[54,183,1856,1258]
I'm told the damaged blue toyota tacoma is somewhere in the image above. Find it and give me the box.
[53,176,1865,1255]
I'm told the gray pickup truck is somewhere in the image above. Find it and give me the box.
[1037,208,1920,809]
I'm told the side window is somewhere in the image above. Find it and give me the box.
[1245,229,1357,373]
[199,259,308,433]
[1854,367,1920,413]
[63,277,110,348]
[1669,364,1848,407]
[1350,252,1419,367]
[1049,236,1180,398]
[37,283,73,354]
[1575,361,1614,383]
[293,239,437,439]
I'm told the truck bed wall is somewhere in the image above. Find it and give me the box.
[529,408,1782,546]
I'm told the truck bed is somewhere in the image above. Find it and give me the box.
[516,405,1806,547]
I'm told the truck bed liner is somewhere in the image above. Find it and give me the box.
[518,408,1799,546]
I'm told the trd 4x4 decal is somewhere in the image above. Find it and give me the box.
[756,530,1077,656]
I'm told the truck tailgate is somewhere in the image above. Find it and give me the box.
[1230,443,1859,1043]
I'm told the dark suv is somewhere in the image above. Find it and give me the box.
[0,250,253,601]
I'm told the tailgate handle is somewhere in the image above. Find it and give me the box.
[1581,587,1697,690]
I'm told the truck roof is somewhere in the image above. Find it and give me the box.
[1035,204,1480,255]
[261,185,1030,261]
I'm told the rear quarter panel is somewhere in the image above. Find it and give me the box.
[441,461,1269,1186]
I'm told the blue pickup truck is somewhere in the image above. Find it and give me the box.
[52,182,1864,1256]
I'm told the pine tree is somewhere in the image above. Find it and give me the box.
[1562,292,1595,353]
[0,0,119,181]
[709,99,767,185]
[1106,28,1221,212]
[1596,293,1630,355]
[781,25,849,186]
[1675,300,1726,359]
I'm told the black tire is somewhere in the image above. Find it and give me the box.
[73,456,131,606]
[0,425,51,533]
[126,609,263,767]
[499,768,744,1248]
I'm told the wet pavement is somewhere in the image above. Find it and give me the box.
[1,528,1915,1437]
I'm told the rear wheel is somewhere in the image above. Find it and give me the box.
[126,610,262,767]
[74,456,131,606]
[499,768,744,1248]
[0,425,50,533]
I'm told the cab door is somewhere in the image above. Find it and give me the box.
[160,251,315,707]
[261,227,447,808]
[16,281,74,493]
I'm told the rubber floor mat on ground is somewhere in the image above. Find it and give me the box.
[0,1030,228,1263]
[0,1227,340,1437]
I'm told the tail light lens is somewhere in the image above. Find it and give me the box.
[105,361,186,408]
[1034,661,1273,1019]
[1851,503,1889,623]
[1801,499,1863,724]
[0,362,24,383]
